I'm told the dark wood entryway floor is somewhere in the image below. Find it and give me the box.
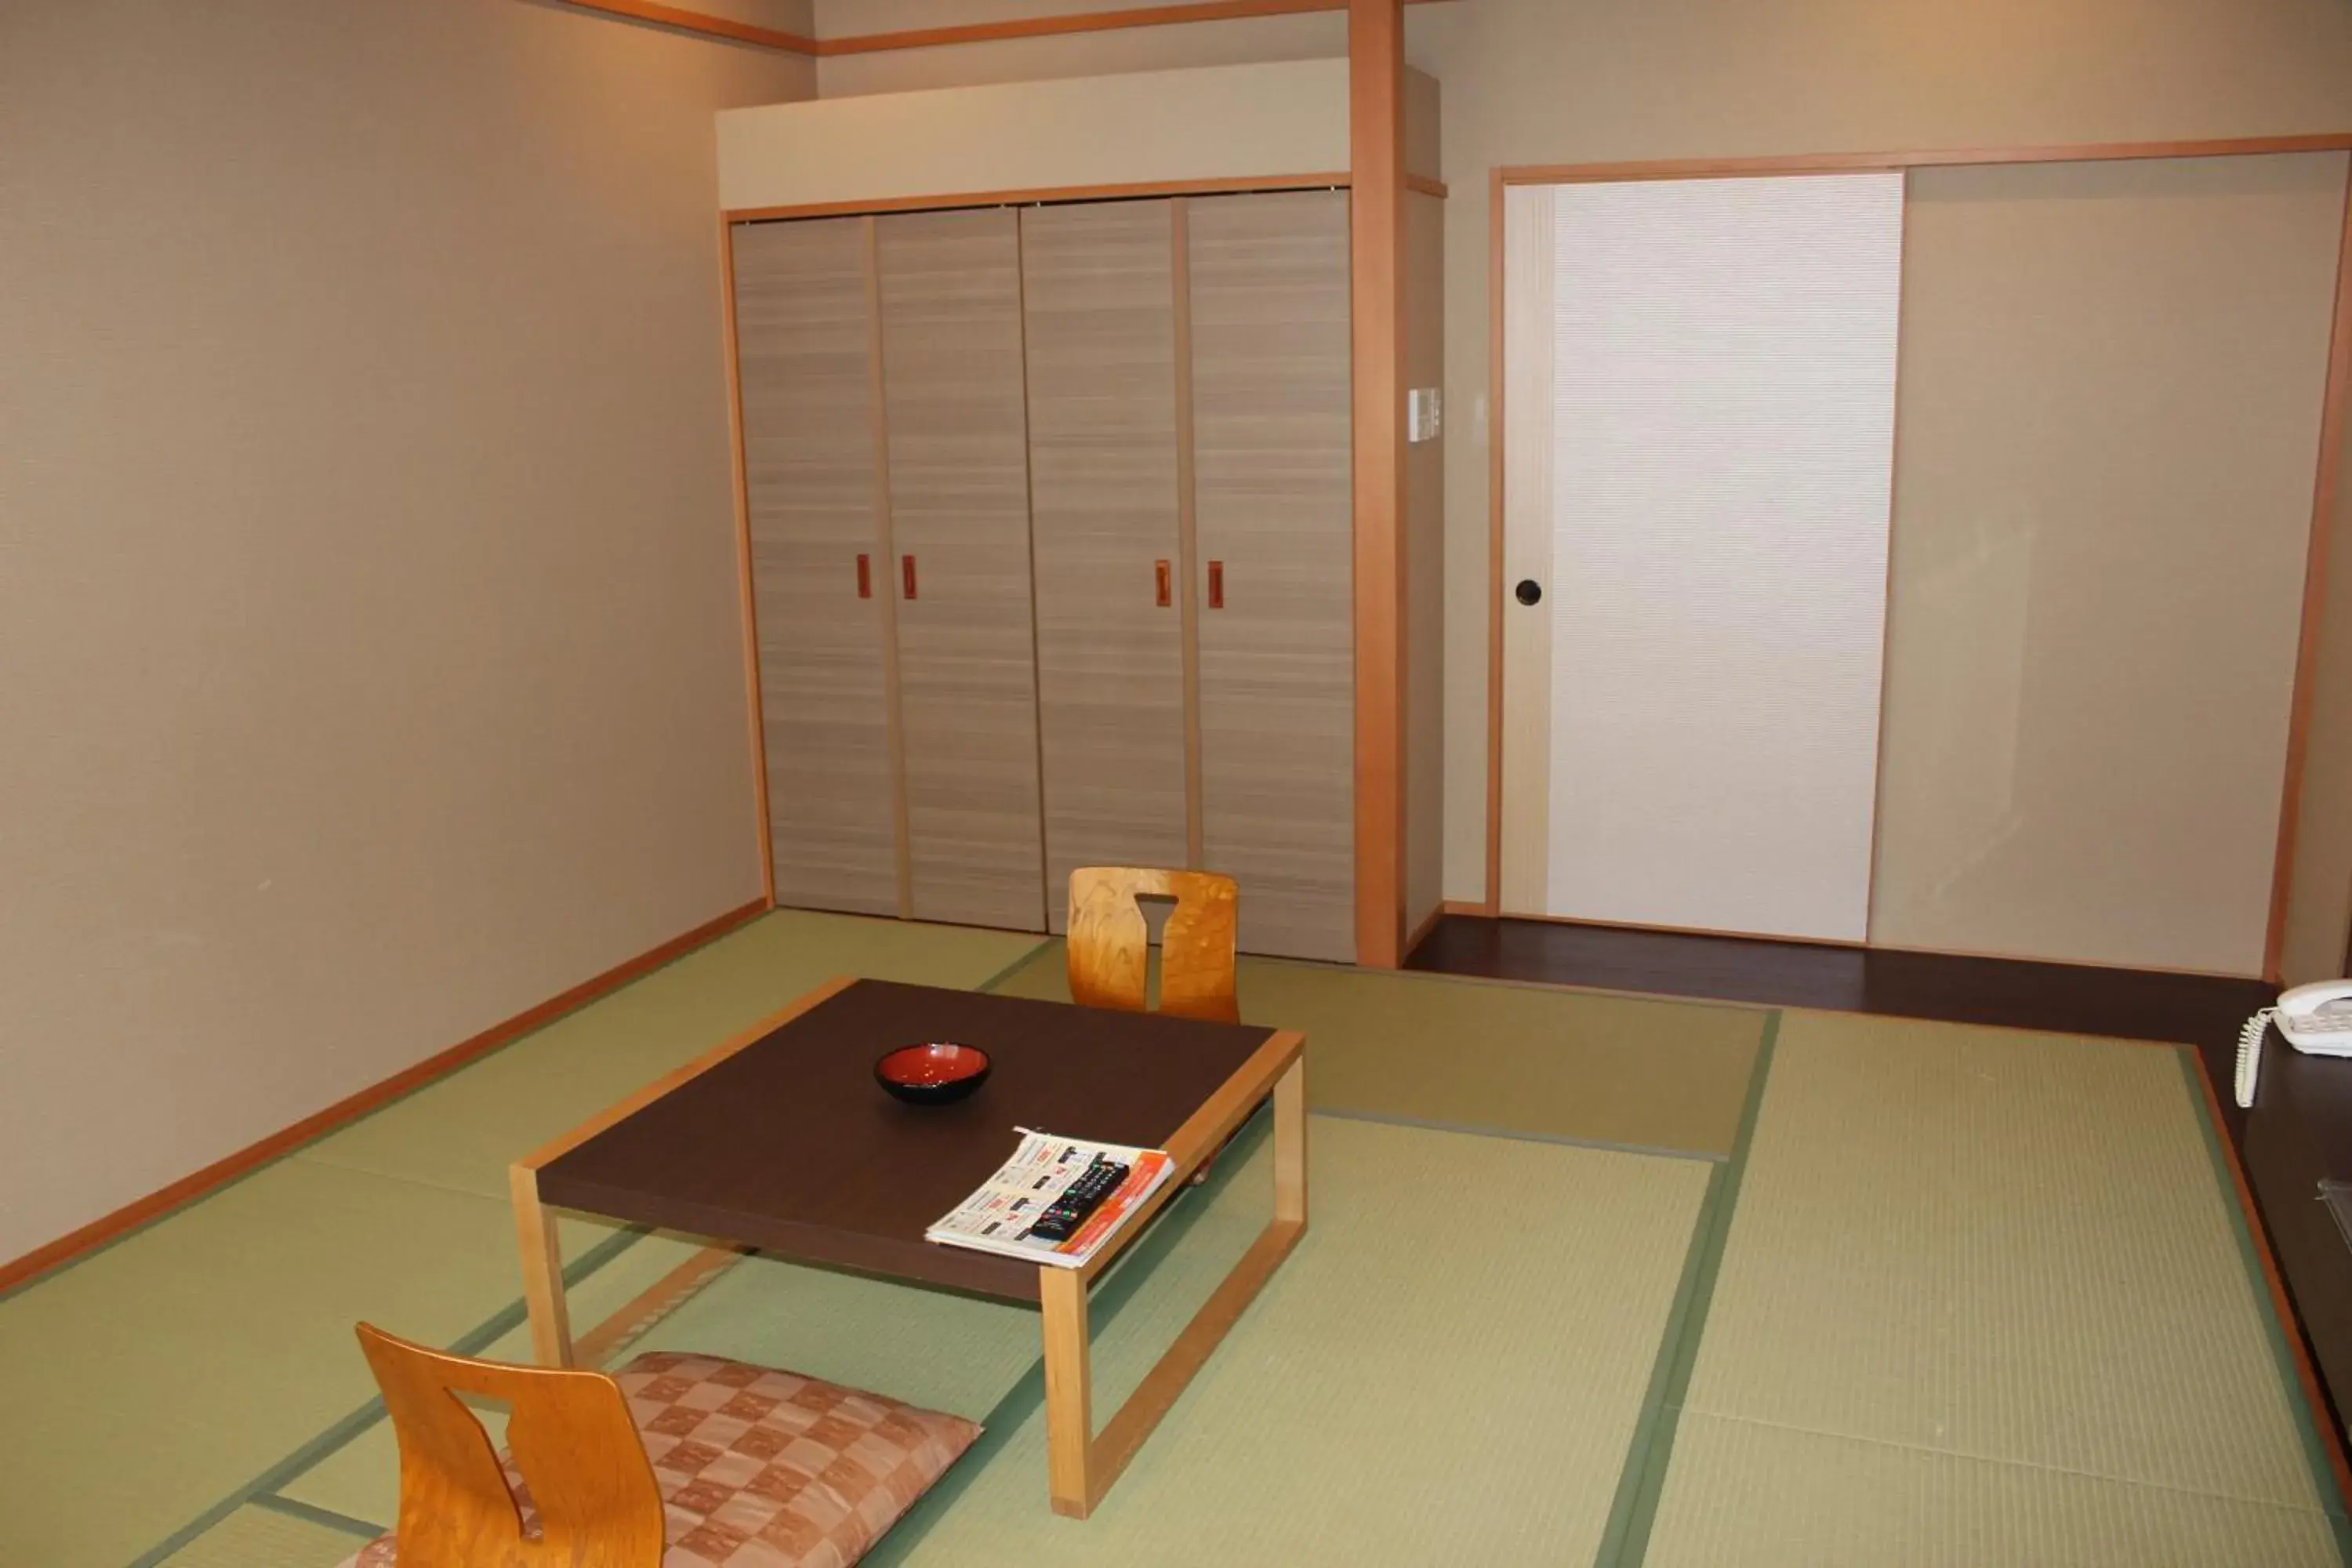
[1405,914,2276,1144]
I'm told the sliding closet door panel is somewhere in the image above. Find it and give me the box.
[1021,201,1189,930]
[876,208,1047,931]
[1538,173,1903,943]
[733,218,898,916]
[1189,190,1356,962]
[1874,154,2346,974]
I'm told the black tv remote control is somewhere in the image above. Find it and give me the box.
[1024,1155,1131,1243]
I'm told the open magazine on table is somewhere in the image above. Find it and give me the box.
[925,1128,1175,1269]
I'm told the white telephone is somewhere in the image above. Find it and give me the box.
[2234,981,2352,1108]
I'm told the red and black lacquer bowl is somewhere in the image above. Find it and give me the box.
[874,1042,993,1105]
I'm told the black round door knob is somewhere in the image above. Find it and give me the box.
[1515,579,1543,606]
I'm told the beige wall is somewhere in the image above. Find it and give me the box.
[0,0,811,1264]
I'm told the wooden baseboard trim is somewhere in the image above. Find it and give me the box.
[1440,897,1495,917]
[1349,0,1408,971]
[0,894,771,1299]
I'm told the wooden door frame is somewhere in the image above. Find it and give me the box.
[1481,133,2352,982]
[1350,0,1408,968]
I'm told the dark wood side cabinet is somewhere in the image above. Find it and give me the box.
[2245,1035,2352,1439]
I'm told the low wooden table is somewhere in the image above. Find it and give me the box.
[510,976,1307,1518]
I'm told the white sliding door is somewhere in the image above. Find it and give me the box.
[1501,173,1904,942]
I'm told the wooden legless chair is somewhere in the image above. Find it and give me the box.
[354,1322,663,1566]
[347,1322,978,1567]
[1065,867,1240,1024]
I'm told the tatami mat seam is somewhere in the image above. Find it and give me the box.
[1682,1405,2347,1522]
[971,938,1056,994]
[1592,1011,1782,1568]
[1237,949,1777,1018]
[992,936,1778,1022]
[281,1149,531,1202]
[1311,1105,1722,1163]
[245,1492,382,1541]
[984,939,1765,1160]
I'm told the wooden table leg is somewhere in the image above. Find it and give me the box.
[1273,1054,1307,1225]
[510,1163,575,1368]
[1039,1048,1311,1519]
[1040,1265,1094,1517]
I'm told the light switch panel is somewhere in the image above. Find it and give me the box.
[1407,387,1443,444]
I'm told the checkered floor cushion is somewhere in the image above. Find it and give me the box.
[341,1350,981,1568]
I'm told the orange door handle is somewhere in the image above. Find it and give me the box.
[1207,559,1225,610]
[1155,559,1172,608]
[902,554,917,600]
[856,553,872,598]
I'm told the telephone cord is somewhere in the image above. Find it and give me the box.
[2235,1006,2278,1110]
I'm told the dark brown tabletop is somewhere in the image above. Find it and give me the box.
[535,979,1278,1303]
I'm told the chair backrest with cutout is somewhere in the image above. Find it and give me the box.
[356,1322,666,1567]
[1065,866,1240,1024]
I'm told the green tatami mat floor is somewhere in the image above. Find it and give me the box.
[4,909,2339,1567]
[989,942,1767,1157]
[1639,1011,2347,1568]
[264,1111,1711,1567]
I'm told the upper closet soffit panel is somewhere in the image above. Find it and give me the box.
[717,59,1356,211]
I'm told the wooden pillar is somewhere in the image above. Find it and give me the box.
[1350,0,1408,968]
